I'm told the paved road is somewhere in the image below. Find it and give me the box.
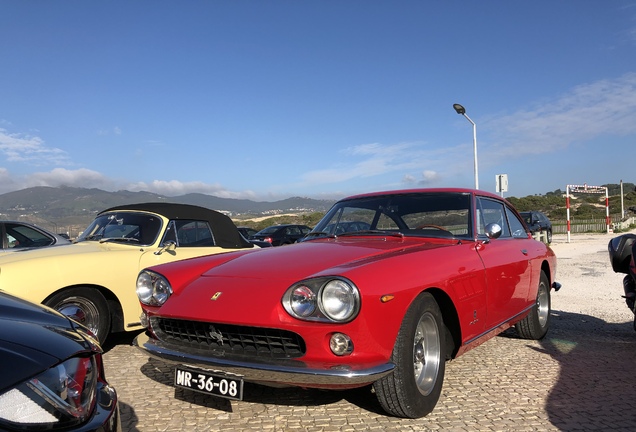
[103,233,636,431]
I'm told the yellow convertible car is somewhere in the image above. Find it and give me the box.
[0,203,256,344]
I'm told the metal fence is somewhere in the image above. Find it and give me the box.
[552,215,636,234]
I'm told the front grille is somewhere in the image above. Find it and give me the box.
[152,317,306,359]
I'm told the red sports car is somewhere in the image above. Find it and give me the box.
[133,188,560,418]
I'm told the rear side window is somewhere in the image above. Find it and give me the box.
[505,207,528,238]
[173,220,215,247]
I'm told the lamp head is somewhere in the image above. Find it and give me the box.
[453,103,466,115]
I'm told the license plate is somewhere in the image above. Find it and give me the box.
[174,366,244,400]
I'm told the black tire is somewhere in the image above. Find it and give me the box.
[44,288,111,345]
[373,292,446,418]
[515,272,551,340]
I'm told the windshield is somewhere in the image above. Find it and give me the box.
[256,226,280,235]
[308,192,473,240]
[76,211,163,246]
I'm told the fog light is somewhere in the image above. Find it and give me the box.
[329,333,353,356]
[140,311,148,328]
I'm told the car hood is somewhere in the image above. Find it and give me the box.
[0,293,95,392]
[0,240,135,264]
[205,237,451,278]
[153,236,458,324]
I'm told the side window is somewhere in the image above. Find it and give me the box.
[175,220,215,247]
[505,207,528,238]
[476,198,511,238]
[7,224,54,247]
[162,220,177,244]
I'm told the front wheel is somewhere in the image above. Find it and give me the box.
[373,292,446,418]
[515,271,551,339]
[44,288,111,345]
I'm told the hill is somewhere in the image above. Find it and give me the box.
[0,186,335,235]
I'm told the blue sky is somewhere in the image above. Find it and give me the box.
[1,1,635,202]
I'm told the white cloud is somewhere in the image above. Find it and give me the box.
[0,166,261,199]
[485,72,636,157]
[300,142,448,185]
[420,170,440,184]
[0,168,113,195]
[0,128,70,165]
[97,126,123,136]
[125,179,258,199]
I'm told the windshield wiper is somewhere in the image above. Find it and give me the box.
[99,237,140,244]
[337,230,404,238]
[302,231,336,240]
[76,234,103,242]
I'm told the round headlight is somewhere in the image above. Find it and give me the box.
[136,272,154,305]
[136,271,172,306]
[321,279,359,322]
[290,285,316,317]
[153,276,172,304]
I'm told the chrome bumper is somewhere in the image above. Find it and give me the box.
[133,333,395,387]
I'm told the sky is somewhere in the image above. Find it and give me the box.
[1,1,635,202]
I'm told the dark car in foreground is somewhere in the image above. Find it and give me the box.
[134,188,560,418]
[520,211,552,243]
[250,224,311,245]
[1,221,71,252]
[0,292,120,431]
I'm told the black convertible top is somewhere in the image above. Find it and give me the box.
[100,202,252,249]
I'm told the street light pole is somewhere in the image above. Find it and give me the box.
[453,103,479,189]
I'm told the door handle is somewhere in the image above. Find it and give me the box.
[521,249,528,255]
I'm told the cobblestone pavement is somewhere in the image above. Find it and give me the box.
[103,233,636,431]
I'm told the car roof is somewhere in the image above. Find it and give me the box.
[99,202,251,249]
[340,187,502,201]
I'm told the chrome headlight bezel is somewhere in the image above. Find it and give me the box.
[0,355,98,429]
[282,277,360,323]
[136,270,173,306]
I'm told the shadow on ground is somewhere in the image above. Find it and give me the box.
[507,310,636,430]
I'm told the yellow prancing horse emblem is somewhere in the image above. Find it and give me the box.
[211,292,222,301]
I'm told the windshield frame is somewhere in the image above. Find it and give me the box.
[75,211,164,246]
[308,192,474,240]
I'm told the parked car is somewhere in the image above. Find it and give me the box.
[236,226,272,248]
[236,226,258,239]
[133,188,560,418]
[520,211,552,243]
[1,220,71,252]
[0,291,120,431]
[0,203,257,344]
[250,224,311,245]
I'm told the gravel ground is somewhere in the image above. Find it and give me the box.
[549,229,635,326]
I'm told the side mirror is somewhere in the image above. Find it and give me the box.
[485,223,502,240]
[154,240,177,255]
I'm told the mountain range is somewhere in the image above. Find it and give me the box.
[0,186,335,233]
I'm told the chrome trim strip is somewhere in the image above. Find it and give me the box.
[463,305,533,347]
[134,333,394,386]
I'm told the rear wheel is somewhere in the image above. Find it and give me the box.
[45,288,111,345]
[515,272,551,339]
[373,292,446,418]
